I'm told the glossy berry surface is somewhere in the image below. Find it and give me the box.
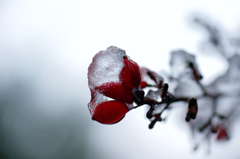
[92,101,129,124]
[119,56,141,89]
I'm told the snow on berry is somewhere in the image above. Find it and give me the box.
[88,46,126,91]
[87,46,141,124]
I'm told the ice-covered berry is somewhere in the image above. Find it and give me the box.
[87,46,141,124]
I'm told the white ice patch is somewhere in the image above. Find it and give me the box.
[170,50,201,79]
[174,77,203,98]
[88,46,126,91]
[146,89,162,102]
[125,103,133,109]
[88,91,106,115]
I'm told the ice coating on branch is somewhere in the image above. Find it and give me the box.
[145,89,162,102]
[207,54,240,95]
[88,46,126,91]
[189,97,214,130]
[170,50,202,80]
[140,67,164,88]
[174,77,203,98]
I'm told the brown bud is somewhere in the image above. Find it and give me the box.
[146,107,154,119]
[186,98,198,121]
[149,121,156,129]
[161,83,168,99]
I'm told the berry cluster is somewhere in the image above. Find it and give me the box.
[88,46,141,124]
[87,46,198,128]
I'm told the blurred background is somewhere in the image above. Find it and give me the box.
[0,0,240,159]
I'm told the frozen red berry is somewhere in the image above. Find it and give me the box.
[119,56,141,89]
[96,82,133,104]
[92,101,129,124]
[87,46,141,124]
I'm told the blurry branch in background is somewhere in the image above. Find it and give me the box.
[87,13,240,153]
[190,14,240,151]
[132,14,240,153]
[194,15,240,59]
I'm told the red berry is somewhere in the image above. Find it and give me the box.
[217,127,229,140]
[96,82,133,104]
[119,56,141,89]
[92,100,129,124]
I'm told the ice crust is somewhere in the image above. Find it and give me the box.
[170,50,201,79]
[88,46,126,91]
[174,77,203,98]
[145,89,162,102]
[88,91,108,115]
[141,67,164,86]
